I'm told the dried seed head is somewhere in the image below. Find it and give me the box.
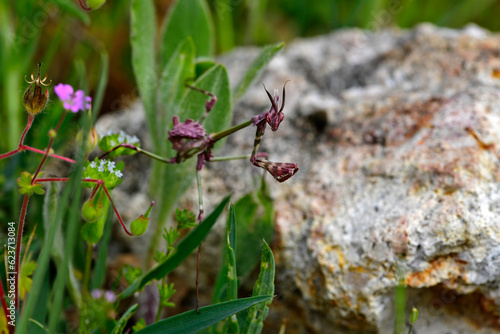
[23,63,51,115]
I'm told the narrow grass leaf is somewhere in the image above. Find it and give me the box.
[234,180,274,279]
[131,0,159,148]
[135,296,272,334]
[111,304,138,334]
[240,240,275,334]
[121,196,230,298]
[233,42,284,102]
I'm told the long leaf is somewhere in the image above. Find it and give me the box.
[213,203,237,305]
[111,304,138,334]
[234,180,273,279]
[136,296,272,334]
[131,0,159,149]
[240,240,275,334]
[157,36,196,151]
[233,42,284,102]
[122,195,230,298]
[159,0,214,69]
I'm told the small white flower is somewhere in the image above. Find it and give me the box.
[99,159,107,167]
[98,166,105,172]
[114,170,123,178]
[118,135,125,143]
[110,140,116,146]
[84,176,91,179]
[90,161,97,168]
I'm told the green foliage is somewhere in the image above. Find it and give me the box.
[111,304,138,334]
[233,42,284,102]
[120,196,230,299]
[234,180,274,279]
[17,171,45,195]
[19,260,37,300]
[175,208,197,229]
[136,296,272,334]
[239,240,275,334]
[160,0,214,69]
[158,283,176,308]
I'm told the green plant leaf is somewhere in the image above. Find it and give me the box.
[233,42,284,102]
[111,304,138,334]
[234,180,274,279]
[19,260,37,299]
[17,171,45,195]
[131,0,159,148]
[214,0,235,53]
[179,64,232,143]
[240,240,275,334]
[120,195,230,298]
[157,36,195,147]
[213,203,237,305]
[135,296,272,334]
[160,0,214,69]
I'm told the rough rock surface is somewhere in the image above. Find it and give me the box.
[98,24,500,333]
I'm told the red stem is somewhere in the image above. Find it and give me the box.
[15,195,30,314]
[37,177,134,236]
[21,146,76,164]
[0,149,19,160]
[31,111,66,183]
[18,115,34,149]
[78,0,92,11]
[101,185,133,236]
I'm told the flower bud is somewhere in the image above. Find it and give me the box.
[23,63,51,115]
[130,201,154,236]
[130,216,149,236]
[79,0,106,11]
[76,127,98,154]
[82,199,104,222]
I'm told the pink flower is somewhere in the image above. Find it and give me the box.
[54,83,92,113]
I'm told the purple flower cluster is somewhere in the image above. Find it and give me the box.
[54,83,92,113]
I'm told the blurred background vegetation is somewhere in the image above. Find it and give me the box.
[1,0,499,225]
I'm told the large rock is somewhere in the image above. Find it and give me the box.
[99,24,500,333]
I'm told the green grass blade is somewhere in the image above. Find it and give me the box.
[234,180,274,279]
[232,42,283,103]
[131,0,159,149]
[159,0,214,69]
[121,195,230,298]
[213,203,237,305]
[111,304,138,334]
[92,51,109,116]
[240,240,275,334]
[136,296,272,334]
[18,141,87,333]
[214,0,235,53]
[48,117,91,333]
[91,204,112,290]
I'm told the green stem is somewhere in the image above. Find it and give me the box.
[209,155,250,162]
[210,119,252,142]
[99,143,173,164]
